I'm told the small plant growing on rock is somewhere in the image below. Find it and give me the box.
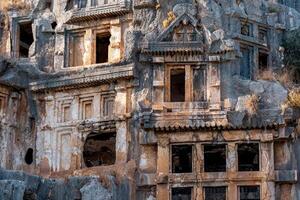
[163,11,176,28]
[287,88,300,107]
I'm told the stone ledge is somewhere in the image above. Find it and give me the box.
[136,173,156,186]
[29,63,134,91]
[275,170,297,183]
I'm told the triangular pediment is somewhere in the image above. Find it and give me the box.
[157,13,204,44]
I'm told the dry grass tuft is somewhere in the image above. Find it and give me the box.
[257,68,294,88]
[245,94,259,115]
[287,88,300,107]
[163,11,176,28]
[275,70,293,88]
[257,69,275,81]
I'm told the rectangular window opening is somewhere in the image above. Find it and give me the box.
[240,47,252,79]
[69,33,84,67]
[172,145,192,173]
[83,101,93,119]
[239,186,260,200]
[63,105,71,122]
[77,0,87,8]
[238,143,259,171]
[83,132,116,167]
[19,22,33,58]
[204,144,226,172]
[258,52,268,71]
[172,187,192,200]
[204,186,227,200]
[96,33,110,64]
[258,27,267,44]
[102,95,115,118]
[170,69,185,102]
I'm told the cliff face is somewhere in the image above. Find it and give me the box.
[0,0,300,199]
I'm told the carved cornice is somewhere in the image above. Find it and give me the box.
[29,63,134,91]
[78,119,116,133]
[67,3,130,24]
[141,111,284,131]
[141,42,204,54]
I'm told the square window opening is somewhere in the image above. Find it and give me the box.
[241,23,251,36]
[238,143,259,171]
[204,186,227,200]
[172,145,193,173]
[204,144,226,172]
[239,186,260,200]
[170,69,185,102]
[172,187,192,200]
[19,22,33,58]
[83,132,116,167]
[96,33,110,64]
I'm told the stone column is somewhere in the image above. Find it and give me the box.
[152,58,164,110]
[261,181,275,200]
[261,142,274,175]
[227,142,237,200]
[208,63,221,110]
[115,82,128,163]
[109,19,121,63]
[115,120,128,163]
[54,30,65,70]
[94,93,101,119]
[84,29,93,65]
[227,142,237,172]
[156,134,169,200]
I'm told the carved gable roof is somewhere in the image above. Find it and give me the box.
[157,13,203,43]
[142,3,206,54]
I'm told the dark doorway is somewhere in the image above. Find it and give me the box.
[172,187,192,200]
[19,22,34,58]
[204,186,227,200]
[240,47,252,79]
[238,143,259,171]
[239,186,260,200]
[258,52,268,71]
[204,144,226,172]
[25,148,33,165]
[83,132,116,167]
[172,145,192,173]
[96,33,110,64]
[170,69,185,102]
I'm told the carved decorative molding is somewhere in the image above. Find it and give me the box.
[141,110,284,131]
[78,119,116,133]
[67,2,130,24]
[29,63,134,91]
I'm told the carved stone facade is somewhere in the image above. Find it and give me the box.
[0,0,300,199]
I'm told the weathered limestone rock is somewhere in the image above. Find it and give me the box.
[0,180,26,200]
[1,0,300,200]
[80,179,112,200]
